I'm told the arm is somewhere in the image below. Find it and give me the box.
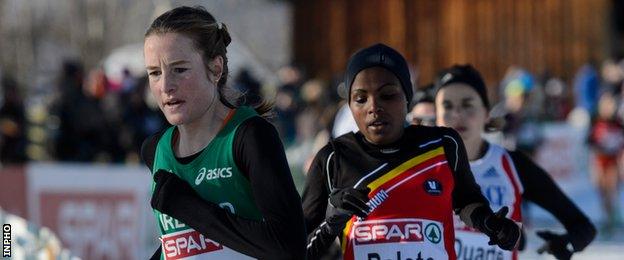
[151,117,306,259]
[301,145,339,260]
[140,131,165,260]
[511,151,596,252]
[148,246,161,260]
[441,128,520,250]
[441,128,491,220]
[140,130,165,171]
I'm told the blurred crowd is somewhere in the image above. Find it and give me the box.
[1,56,624,234]
[2,58,624,168]
[1,57,624,165]
[0,60,168,164]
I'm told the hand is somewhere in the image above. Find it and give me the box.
[323,187,370,235]
[537,230,574,260]
[484,206,521,251]
[150,169,195,212]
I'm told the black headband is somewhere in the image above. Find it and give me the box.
[434,64,490,109]
[344,43,413,107]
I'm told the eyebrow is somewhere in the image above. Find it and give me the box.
[377,83,400,91]
[146,60,190,70]
[352,82,399,93]
[443,97,475,103]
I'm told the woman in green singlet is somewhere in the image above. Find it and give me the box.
[141,6,305,260]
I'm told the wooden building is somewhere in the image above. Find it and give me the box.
[293,0,615,96]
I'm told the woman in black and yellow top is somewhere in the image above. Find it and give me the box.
[141,6,305,260]
[302,43,522,260]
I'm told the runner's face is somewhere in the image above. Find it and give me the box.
[435,83,488,144]
[349,67,407,145]
[409,102,436,126]
[144,33,219,125]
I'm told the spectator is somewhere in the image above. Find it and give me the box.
[274,64,305,145]
[0,75,27,164]
[574,62,600,117]
[52,60,107,161]
[233,68,263,107]
[494,67,543,156]
[589,91,624,235]
[407,83,436,126]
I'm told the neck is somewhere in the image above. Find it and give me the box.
[175,101,231,157]
[465,137,486,161]
[364,127,405,148]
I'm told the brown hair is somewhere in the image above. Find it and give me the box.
[145,6,272,116]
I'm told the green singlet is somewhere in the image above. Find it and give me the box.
[151,106,260,259]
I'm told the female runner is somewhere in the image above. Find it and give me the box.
[141,6,306,259]
[303,44,521,260]
[434,64,596,260]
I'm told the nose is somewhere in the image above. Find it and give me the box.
[367,97,384,114]
[448,106,466,122]
[161,72,176,94]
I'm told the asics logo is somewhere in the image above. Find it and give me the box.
[195,167,233,185]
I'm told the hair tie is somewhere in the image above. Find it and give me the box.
[217,23,231,46]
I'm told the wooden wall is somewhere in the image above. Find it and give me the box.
[293,0,610,93]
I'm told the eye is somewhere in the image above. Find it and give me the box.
[353,95,367,104]
[462,102,475,109]
[173,67,189,73]
[148,70,161,77]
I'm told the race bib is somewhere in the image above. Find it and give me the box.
[351,218,448,260]
[160,229,255,260]
[454,230,511,260]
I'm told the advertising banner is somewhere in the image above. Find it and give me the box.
[26,163,157,259]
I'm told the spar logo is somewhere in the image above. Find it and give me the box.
[161,229,223,259]
[195,167,233,185]
[424,223,441,244]
[353,219,424,245]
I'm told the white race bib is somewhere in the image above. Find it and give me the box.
[351,218,448,260]
[161,229,255,260]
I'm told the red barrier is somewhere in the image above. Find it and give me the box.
[0,165,27,218]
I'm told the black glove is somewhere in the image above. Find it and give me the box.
[323,187,370,235]
[483,206,521,251]
[537,230,574,260]
[151,169,196,212]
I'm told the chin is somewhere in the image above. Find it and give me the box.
[368,128,403,144]
[364,133,389,145]
[164,115,186,126]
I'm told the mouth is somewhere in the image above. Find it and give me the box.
[164,99,185,109]
[367,120,389,131]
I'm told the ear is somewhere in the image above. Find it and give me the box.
[207,56,224,83]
